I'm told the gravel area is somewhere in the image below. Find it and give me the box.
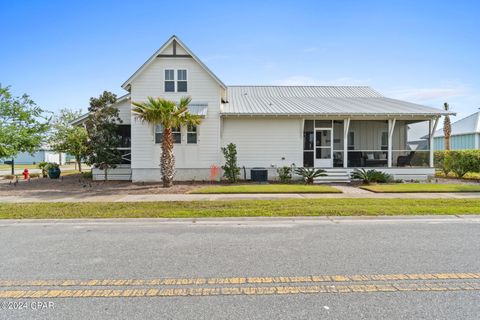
[0,173,201,197]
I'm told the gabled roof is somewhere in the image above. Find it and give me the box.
[121,35,226,91]
[222,86,451,116]
[432,111,480,137]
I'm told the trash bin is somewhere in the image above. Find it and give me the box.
[250,168,268,182]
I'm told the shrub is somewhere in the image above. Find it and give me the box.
[449,150,480,178]
[82,171,93,179]
[221,143,240,183]
[295,167,326,184]
[277,166,292,183]
[435,150,480,178]
[38,161,49,178]
[351,168,393,184]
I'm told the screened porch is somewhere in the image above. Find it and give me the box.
[302,119,438,169]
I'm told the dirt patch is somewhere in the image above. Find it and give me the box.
[0,174,203,197]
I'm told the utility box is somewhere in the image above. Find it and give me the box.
[250,168,268,182]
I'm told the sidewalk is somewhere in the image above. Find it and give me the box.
[1,185,479,202]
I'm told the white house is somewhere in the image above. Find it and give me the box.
[73,35,451,182]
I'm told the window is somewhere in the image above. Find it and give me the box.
[155,124,181,144]
[164,69,174,92]
[348,132,355,150]
[155,124,163,143]
[381,131,388,150]
[177,69,187,92]
[172,126,181,143]
[187,125,197,144]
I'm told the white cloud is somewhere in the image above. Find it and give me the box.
[273,76,371,86]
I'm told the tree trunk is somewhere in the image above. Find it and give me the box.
[76,156,82,172]
[161,127,175,188]
[444,136,450,151]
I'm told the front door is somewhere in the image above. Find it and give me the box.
[314,128,333,168]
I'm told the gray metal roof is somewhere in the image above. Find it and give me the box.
[432,111,480,137]
[188,103,208,117]
[222,86,450,116]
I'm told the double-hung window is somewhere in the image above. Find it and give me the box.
[164,69,187,92]
[155,124,181,144]
[164,69,175,92]
[177,69,187,92]
[187,125,197,144]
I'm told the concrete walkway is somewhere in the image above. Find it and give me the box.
[1,185,479,202]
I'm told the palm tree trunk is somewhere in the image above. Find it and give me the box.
[161,127,175,187]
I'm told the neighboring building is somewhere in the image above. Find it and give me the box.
[1,150,66,165]
[72,35,450,181]
[432,111,480,150]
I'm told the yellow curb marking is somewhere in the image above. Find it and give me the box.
[1,273,479,288]
[0,282,479,299]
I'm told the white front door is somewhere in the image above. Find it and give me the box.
[314,128,333,168]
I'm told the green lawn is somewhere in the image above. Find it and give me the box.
[191,184,341,194]
[0,164,40,170]
[1,199,479,219]
[361,183,480,193]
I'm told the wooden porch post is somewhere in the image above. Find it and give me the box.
[388,118,396,168]
[429,117,439,168]
[343,118,350,168]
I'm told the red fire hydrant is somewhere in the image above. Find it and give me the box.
[22,168,29,180]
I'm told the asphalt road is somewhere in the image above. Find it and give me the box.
[0,216,479,319]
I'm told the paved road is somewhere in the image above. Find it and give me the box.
[0,216,479,319]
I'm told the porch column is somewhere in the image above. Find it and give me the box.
[343,118,350,168]
[429,117,439,167]
[387,118,396,168]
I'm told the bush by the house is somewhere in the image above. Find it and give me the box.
[434,150,480,178]
[221,143,240,183]
[277,166,293,183]
[295,167,326,184]
[351,168,393,184]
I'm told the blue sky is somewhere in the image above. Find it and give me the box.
[1,0,479,120]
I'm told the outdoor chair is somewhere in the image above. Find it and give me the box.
[396,151,415,167]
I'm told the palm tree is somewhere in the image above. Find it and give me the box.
[132,97,201,187]
[443,102,451,151]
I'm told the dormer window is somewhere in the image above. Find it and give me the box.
[177,69,187,92]
[164,69,175,92]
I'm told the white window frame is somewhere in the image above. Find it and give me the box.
[177,69,188,93]
[164,69,175,92]
[187,124,198,144]
[163,68,188,93]
[154,124,181,144]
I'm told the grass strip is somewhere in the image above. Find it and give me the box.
[361,183,480,193]
[0,199,479,219]
[191,184,341,194]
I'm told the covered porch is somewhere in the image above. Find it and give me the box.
[302,117,439,170]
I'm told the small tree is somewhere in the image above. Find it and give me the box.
[443,102,451,151]
[84,91,122,181]
[132,96,202,187]
[49,109,88,171]
[221,143,240,183]
[0,84,50,174]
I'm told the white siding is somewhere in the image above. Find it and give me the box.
[129,56,223,180]
[116,98,131,125]
[349,120,406,150]
[221,118,303,168]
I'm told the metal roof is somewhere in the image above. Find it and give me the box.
[432,111,480,137]
[188,103,208,117]
[222,86,450,116]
